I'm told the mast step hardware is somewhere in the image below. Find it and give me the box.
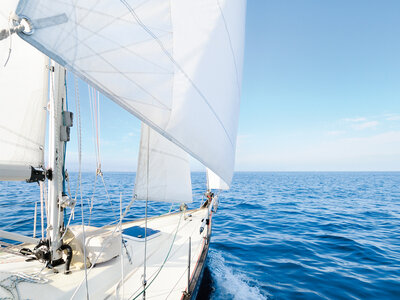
[33,240,51,263]
[58,244,73,274]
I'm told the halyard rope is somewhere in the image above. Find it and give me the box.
[73,74,89,300]
[87,86,118,225]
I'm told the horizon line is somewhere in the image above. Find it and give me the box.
[65,170,400,173]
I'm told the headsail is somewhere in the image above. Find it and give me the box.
[207,168,229,190]
[0,0,48,181]
[135,123,192,203]
[14,0,246,185]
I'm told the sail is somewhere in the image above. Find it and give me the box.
[134,123,192,203]
[0,0,48,181]
[14,0,246,185]
[207,168,229,190]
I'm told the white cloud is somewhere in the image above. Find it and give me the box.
[351,121,378,130]
[386,115,400,121]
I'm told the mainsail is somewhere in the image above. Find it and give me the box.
[0,0,48,181]
[135,123,192,203]
[14,0,246,185]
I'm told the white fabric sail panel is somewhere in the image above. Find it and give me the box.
[16,0,246,185]
[207,168,229,190]
[0,0,48,180]
[135,123,192,203]
[169,0,246,186]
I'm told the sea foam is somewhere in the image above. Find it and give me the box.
[208,249,267,300]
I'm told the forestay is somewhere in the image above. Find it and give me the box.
[135,123,192,203]
[14,0,246,185]
[0,0,48,181]
[207,168,229,190]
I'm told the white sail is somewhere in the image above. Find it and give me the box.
[134,123,192,203]
[207,168,229,190]
[14,0,246,185]
[0,1,48,181]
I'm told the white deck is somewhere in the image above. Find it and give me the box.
[0,207,211,299]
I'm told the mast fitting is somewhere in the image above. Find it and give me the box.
[27,166,45,183]
[60,111,73,142]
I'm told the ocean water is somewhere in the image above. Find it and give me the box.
[1,172,400,299]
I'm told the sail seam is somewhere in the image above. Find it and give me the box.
[61,27,172,73]
[54,9,173,73]
[216,0,242,100]
[0,125,43,147]
[138,147,189,163]
[51,0,102,52]
[53,0,172,33]
[120,0,235,149]
[71,39,172,111]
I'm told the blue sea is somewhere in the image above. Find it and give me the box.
[1,172,400,299]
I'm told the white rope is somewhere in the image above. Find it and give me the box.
[44,181,49,237]
[88,86,101,171]
[87,173,97,226]
[168,203,174,214]
[0,23,24,41]
[59,175,76,241]
[74,75,89,300]
[87,85,117,224]
[59,209,74,242]
[119,193,125,299]
[87,87,97,225]
[142,125,150,299]
[96,90,101,167]
[40,182,45,240]
[100,174,118,220]
[3,14,14,67]
[33,201,37,238]
[65,170,75,220]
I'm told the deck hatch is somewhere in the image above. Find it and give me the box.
[123,226,160,238]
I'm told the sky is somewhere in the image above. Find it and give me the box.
[67,1,400,172]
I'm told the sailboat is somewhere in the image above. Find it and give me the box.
[0,0,246,299]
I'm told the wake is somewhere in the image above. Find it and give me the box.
[208,250,267,300]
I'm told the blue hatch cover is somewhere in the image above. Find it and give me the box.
[123,226,160,238]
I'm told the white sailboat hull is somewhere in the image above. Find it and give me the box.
[0,207,213,299]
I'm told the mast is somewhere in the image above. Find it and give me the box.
[47,61,67,261]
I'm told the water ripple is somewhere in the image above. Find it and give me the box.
[1,172,400,299]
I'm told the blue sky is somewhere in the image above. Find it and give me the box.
[67,1,400,172]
